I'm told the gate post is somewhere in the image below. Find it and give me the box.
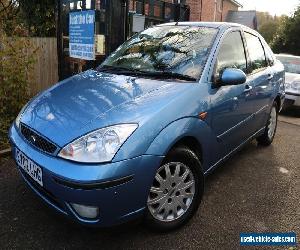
[56,0,63,80]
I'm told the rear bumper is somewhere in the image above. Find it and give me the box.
[285,93,300,107]
[9,124,164,227]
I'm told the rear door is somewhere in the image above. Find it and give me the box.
[209,30,255,154]
[243,32,275,130]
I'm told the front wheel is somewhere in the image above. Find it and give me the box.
[257,102,278,146]
[144,146,204,232]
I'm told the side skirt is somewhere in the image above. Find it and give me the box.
[204,127,266,176]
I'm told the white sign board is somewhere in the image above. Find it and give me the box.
[132,15,146,33]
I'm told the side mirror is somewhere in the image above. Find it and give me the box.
[220,68,247,86]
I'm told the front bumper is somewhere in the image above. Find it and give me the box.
[285,92,300,107]
[9,124,164,227]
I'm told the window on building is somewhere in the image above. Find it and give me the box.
[70,0,92,10]
[218,0,223,12]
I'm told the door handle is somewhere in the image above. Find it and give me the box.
[244,85,253,93]
[267,74,274,80]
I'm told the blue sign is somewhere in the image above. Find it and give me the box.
[69,10,95,60]
[240,233,297,246]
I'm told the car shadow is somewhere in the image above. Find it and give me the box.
[280,106,300,118]
[1,131,296,250]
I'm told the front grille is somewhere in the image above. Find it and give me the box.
[20,124,57,154]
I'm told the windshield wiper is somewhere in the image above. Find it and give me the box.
[138,71,197,82]
[98,66,197,82]
[98,65,153,78]
[97,65,136,74]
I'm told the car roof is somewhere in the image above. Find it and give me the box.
[275,54,300,59]
[158,21,257,33]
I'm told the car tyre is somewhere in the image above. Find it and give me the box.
[257,101,278,146]
[144,146,204,232]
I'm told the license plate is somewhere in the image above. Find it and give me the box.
[15,148,43,187]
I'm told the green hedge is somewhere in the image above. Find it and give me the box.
[0,34,37,150]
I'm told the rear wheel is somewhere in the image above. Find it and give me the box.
[145,146,204,232]
[257,102,278,146]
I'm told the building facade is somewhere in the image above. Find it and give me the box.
[128,0,242,23]
[185,0,242,22]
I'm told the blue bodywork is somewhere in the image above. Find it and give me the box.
[9,22,285,227]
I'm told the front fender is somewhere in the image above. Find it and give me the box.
[145,117,221,172]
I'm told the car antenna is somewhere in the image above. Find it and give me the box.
[175,7,189,26]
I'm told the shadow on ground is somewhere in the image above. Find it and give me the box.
[0,122,299,250]
[280,106,300,118]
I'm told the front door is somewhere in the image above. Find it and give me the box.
[209,30,254,154]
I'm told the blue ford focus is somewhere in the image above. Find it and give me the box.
[9,22,285,231]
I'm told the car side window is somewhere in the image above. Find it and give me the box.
[244,32,267,72]
[214,31,247,83]
[264,44,275,66]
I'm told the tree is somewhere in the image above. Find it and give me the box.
[257,12,283,44]
[0,1,37,150]
[0,0,23,35]
[271,5,300,56]
[18,0,56,37]
[0,0,56,37]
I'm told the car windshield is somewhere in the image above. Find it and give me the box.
[99,26,218,81]
[277,56,300,74]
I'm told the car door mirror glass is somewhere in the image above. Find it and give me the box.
[220,68,247,86]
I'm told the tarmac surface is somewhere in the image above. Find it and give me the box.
[0,111,299,250]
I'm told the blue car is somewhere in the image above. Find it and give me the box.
[9,22,285,231]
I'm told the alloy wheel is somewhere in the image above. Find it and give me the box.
[268,106,277,139]
[147,162,195,222]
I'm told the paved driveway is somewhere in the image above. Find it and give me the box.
[0,118,299,250]
[279,107,300,126]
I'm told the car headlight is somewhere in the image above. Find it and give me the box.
[15,104,29,129]
[58,124,138,163]
[291,81,300,91]
[285,82,291,89]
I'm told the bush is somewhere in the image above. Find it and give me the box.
[271,6,300,56]
[0,32,37,150]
